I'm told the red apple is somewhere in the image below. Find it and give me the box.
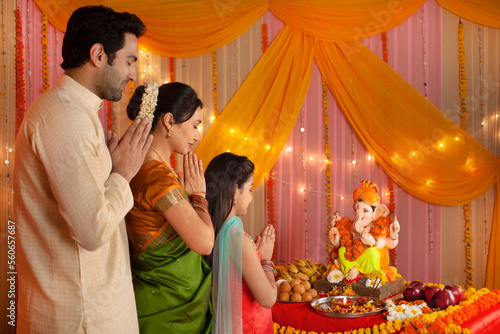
[403,286,423,302]
[433,288,456,310]
[444,285,463,304]
[408,280,425,290]
[422,285,440,304]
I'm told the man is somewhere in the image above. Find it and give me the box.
[13,6,152,333]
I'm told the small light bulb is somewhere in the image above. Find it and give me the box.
[300,127,305,132]
[309,157,313,161]
[244,137,248,140]
[230,129,234,133]
[352,160,357,165]
[439,143,443,147]
[266,145,271,150]
[367,155,372,160]
[340,196,344,200]
[455,137,459,141]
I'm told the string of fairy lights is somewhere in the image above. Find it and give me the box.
[420,6,434,255]
[2,3,498,265]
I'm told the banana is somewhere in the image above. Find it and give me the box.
[285,263,299,274]
[310,273,317,283]
[280,270,294,283]
[275,265,284,277]
[299,266,317,277]
[305,259,317,271]
[291,272,310,281]
[314,263,327,275]
[293,258,307,267]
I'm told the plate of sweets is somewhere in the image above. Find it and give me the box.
[310,295,387,318]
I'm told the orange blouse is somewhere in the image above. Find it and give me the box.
[126,160,185,253]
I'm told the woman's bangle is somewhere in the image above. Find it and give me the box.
[189,191,206,198]
[372,238,378,248]
[390,234,399,240]
[261,260,275,269]
[262,265,275,276]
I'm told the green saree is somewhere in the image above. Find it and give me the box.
[132,235,212,333]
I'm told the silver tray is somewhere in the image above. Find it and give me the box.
[310,296,387,318]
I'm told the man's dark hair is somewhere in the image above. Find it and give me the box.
[61,5,146,70]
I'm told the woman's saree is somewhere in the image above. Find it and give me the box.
[127,161,213,333]
[132,235,212,333]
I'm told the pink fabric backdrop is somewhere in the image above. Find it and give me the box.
[20,0,443,283]
[266,1,443,284]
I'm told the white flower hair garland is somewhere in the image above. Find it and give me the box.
[136,81,160,123]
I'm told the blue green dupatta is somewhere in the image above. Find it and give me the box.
[132,234,213,333]
[212,216,243,334]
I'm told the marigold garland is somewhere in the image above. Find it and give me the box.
[106,101,113,132]
[15,8,25,134]
[211,50,219,118]
[41,14,50,93]
[381,31,388,63]
[262,23,268,53]
[128,80,135,102]
[335,216,390,262]
[169,57,175,83]
[273,288,500,334]
[387,177,397,266]
[458,20,473,289]
[323,79,333,260]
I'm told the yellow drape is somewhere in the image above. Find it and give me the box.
[437,0,500,29]
[313,39,498,205]
[195,25,313,185]
[35,0,500,288]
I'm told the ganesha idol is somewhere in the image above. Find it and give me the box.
[328,180,401,284]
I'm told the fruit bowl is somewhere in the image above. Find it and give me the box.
[310,296,387,318]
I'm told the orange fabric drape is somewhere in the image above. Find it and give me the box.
[313,39,498,205]
[34,0,500,288]
[34,0,268,58]
[269,0,426,42]
[195,25,314,185]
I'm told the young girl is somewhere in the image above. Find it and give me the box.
[126,82,213,333]
[205,152,277,334]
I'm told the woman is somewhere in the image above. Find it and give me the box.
[126,82,213,333]
[205,152,276,334]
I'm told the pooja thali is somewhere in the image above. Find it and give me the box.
[310,296,387,318]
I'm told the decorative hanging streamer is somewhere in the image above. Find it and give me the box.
[300,109,308,258]
[380,30,398,266]
[323,80,334,260]
[26,0,32,106]
[169,57,175,83]
[262,21,276,258]
[458,19,473,289]
[478,25,489,256]
[211,50,218,118]
[15,9,25,134]
[41,14,50,93]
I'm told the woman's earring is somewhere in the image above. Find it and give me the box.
[167,128,172,138]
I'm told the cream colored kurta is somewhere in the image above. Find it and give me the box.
[13,75,139,334]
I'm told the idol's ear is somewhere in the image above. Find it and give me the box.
[373,204,389,219]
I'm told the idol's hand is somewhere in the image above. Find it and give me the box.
[329,227,340,247]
